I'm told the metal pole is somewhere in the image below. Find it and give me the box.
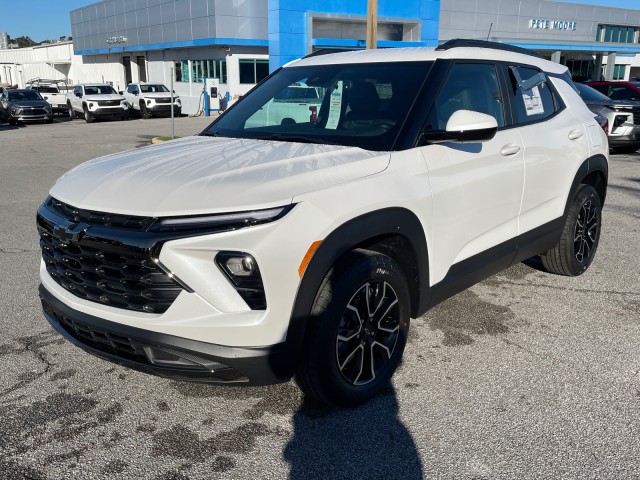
[366,0,378,49]
[170,67,175,139]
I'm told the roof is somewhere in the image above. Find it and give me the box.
[288,45,567,75]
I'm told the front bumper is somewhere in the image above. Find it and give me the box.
[148,104,181,115]
[10,113,52,122]
[40,284,294,386]
[90,106,128,118]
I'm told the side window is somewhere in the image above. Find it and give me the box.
[608,86,636,101]
[427,63,505,130]
[508,66,558,125]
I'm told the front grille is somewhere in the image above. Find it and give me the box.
[45,197,155,231]
[37,198,182,314]
[155,98,171,104]
[98,100,121,106]
[22,108,46,115]
[633,111,640,125]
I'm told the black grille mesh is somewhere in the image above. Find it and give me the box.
[155,98,171,104]
[38,198,182,314]
[633,111,640,125]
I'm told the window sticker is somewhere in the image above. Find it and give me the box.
[523,85,544,116]
[325,80,344,130]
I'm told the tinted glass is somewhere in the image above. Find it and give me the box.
[508,66,557,124]
[575,83,611,102]
[8,90,42,101]
[426,62,505,130]
[206,62,433,151]
[140,84,169,93]
[85,85,117,95]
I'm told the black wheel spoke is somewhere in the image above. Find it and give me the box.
[573,198,598,265]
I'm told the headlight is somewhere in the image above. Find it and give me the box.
[147,99,152,105]
[176,98,181,104]
[121,100,127,106]
[148,205,292,233]
[45,105,52,113]
[11,108,19,115]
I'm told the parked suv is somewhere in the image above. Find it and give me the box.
[575,82,640,154]
[66,84,128,123]
[37,40,608,407]
[124,82,181,118]
[1,88,53,124]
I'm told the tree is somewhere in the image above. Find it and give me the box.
[14,36,37,48]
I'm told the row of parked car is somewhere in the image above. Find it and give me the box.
[0,79,182,125]
[2,76,640,153]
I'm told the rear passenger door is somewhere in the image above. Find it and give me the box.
[419,61,525,283]
[503,65,590,235]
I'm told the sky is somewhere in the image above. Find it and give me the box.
[0,0,639,44]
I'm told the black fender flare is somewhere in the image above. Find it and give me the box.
[564,154,608,216]
[274,207,430,379]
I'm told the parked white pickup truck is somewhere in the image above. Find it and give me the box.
[245,83,324,127]
[124,83,181,119]
[66,84,129,123]
[26,79,70,115]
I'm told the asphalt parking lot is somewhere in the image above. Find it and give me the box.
[1,115,639,480]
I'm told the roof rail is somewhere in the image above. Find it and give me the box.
[436,39,543,59]
[302,48,356,59]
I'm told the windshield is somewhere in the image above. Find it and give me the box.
[85,85,117,95]
[8,90,43,101]
[205,61,433,151]
[140,84,169,93]
[576,83,611,102]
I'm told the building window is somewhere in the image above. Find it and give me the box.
[597,24,639,44]
[613,64,626,80]
[175,60,226,83]
[239,59,270,84]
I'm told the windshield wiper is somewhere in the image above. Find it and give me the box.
[251,134,337,145]
[200,130,224,137]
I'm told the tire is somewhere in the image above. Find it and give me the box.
[83,105,94,123]
[295,249,410,407]
[140,102,150,119]
[45,117,53,124]
[540,184,602,276]
[612,145,639,154]
[121,111,129,121]
[8,118,18,126]
[67,103,75,119]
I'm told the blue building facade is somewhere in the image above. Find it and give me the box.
[268,0,440,69]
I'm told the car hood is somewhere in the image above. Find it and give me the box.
[50,136,389,216]
[8,100,48,106]
[82,94,125,101]
[141,92,176,99]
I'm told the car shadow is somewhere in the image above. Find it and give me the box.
[283,388,424,480]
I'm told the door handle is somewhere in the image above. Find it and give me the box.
[500,144,521,156]
[568,129,583,140]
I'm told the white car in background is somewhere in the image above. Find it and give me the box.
[124,83,181,119]
[66,84,128,123]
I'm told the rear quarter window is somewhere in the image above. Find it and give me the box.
[508,66,561,125]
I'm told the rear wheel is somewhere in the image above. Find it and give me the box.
[295,249,410,407]
[540,184,602,276]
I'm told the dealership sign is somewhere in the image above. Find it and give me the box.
[106,36,128,44]
[529,19,577,31]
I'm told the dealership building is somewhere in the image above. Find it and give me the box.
[1,0,640,114]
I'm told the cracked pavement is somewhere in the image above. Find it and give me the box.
[1,116,639,479]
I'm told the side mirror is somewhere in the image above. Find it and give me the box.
[422,110,498,144]
[76,92,82,98]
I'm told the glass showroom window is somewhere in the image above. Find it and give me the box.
[598,25,639,44]
[191,60,228,83]
[239,59,270,84]
[613,65,626,80]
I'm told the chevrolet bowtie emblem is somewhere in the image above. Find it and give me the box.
[54,221,89,243]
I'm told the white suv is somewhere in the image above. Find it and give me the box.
[124,82,181,118]
[66,83,128,123]
[38,40,608,407]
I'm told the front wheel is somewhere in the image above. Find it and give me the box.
[295,250,410,407]
[140,102,150,119]
[540,184,602,276]
[83,106,94,123]
[67,103,75,119]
